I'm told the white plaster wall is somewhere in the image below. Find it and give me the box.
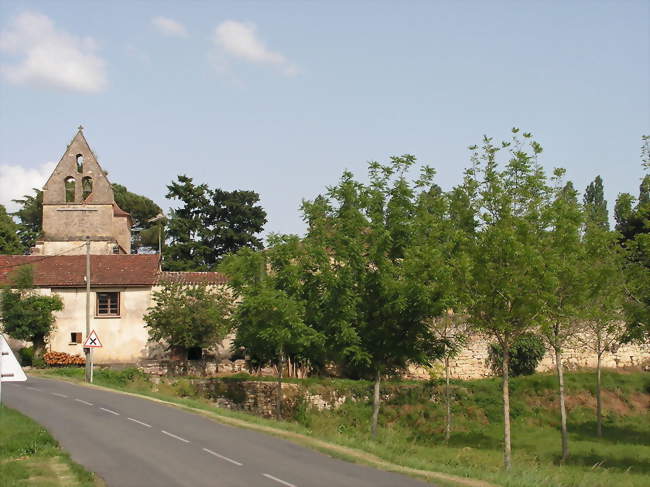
[48,287,154,363]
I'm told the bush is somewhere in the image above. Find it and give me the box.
[18,347,34,366]
[488,333,546,377]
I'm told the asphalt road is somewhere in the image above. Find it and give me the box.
[4,376,431,487]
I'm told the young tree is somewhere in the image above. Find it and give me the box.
[144,280,233,358]
[0,266,63,357]
[0,205,25,254]
[463,129,550,470]
[222,236,324,418]
[429,313,468,442]
[539,174,585,462]
[301,156,444,438]
[164,175,267,271]
[582,232,627,436]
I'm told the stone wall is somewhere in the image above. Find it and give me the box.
[442,334,650,380]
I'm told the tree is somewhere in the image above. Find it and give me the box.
[0,266,63,357]
[144,280,233,358]
[583,176,609,230]
[301,156,444,437]
[487,333,546,377]
[580,223,627,436]
[164,175,267,271]
[112,183,164,252]
[538,174,586,462]
[463,129,550,470]
[429,313,467,442]
[12,189,42,250]
[0,204,25,254]
[222,236,324,418]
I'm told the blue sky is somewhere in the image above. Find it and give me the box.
[0,0,648,237]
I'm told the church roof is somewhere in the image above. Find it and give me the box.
[0,254,228,288]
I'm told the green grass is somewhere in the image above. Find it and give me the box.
[36,367,650,487]
[0,404,102,487]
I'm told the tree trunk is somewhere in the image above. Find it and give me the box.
[555,347,569,462]
[502,347,512,470]
[371,369,381,439]
[32,335,46,359]
[596,352,603,437]
[276,350,284,420]
[445,355,451,442]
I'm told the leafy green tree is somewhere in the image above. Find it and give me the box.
[0,204,25,254]
[1,266,63,357]
[463,129,550,470]
[112,183,164,252]
[144,280,233,357]
[301,156,443,437]
[539,174,586,462]
[583,175,609,230]
[487,333,546,377]
[222,236,324,418]
[164,175,266,271]
[580,222,627,436]
[12,189,42,250]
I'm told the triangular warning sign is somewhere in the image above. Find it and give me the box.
[83,330,103,348]
[1,334,27,382]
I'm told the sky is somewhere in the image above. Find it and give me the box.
[0,0,648,238]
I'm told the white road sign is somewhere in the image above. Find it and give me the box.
[83,330,103,348]
[1,334,27,382]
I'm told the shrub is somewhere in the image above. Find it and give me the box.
[488,333,546,377]
[18,346,34,366]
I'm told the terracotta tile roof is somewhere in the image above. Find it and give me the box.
[157,271,228,285]
[0,254,160,287]
[112,203,131,218]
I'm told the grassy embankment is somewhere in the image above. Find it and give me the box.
[0,404,102,487]
[35,367,650,487]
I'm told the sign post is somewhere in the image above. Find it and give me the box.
[0,334,27,404]
[83,330,102,383]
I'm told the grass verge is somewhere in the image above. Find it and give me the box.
[0,404,103,487]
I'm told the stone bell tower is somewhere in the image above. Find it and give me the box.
[32,127,132,255]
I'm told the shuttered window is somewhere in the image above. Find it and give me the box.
[96,292,120,317]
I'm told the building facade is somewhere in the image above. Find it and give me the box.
[0,128,225,363]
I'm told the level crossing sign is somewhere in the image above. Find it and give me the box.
[83,330,103,348]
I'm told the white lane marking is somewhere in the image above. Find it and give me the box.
[202,448,243,466]
[100,407,120,416]
[262,473,297,487]
[51,392,68,398]
[128,417,152,428]
[161,430,190,443]
[75,398,94,406]
[26,386,41,391]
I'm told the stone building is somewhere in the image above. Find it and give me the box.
[0,128,226,363]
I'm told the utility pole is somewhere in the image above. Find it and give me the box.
[84,238,92,383]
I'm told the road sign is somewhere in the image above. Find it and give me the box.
[0,334,27,382]
[83,330,103,348]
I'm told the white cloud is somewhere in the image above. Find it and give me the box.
[0,162,56,212]
[151,16,188,38]
[0,12,107,93]
[212,20,298,76]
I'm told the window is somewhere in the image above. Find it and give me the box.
[76,154,84,173]
[70,332,82,344]
[112,245,120,254]
[64,177,76,202]
[82,176,93,200]
[96,292,120,316]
